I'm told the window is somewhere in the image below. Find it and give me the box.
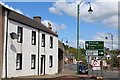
[42,34,45,47]
[16,54,22,70]
[32,31,36,45]
[49,56,53,67]
[31,55,36,69]
[50,36,53,48]
[17,26,23,43]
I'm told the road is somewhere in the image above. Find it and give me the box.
[64,63,119,79]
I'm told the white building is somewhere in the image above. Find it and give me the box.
[0,5,58,78]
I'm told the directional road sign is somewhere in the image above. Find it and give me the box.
[85,41,104,50]
[85,41,104,56]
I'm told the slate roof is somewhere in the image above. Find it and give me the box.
[4,6,58,36]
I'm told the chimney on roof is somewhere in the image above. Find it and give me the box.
[33,16,41,23]
[48,22,52,30]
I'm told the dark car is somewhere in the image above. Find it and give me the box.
[79,64,88,74]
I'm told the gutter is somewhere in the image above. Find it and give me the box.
[5,10,10,78]
[38,31,40,75]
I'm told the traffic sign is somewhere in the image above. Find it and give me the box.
[91,60,101,70]
[85,41,104,56]
[98,50,104,56]
[85,41,104,50]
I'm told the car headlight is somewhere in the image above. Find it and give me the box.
[86,70,88,71]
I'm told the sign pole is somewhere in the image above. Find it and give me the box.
[100,56,103,77]
[88,55,89,78]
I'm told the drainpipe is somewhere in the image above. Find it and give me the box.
[5,10,10,78]
[38,31,40,75]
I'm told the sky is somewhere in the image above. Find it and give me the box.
[0,0,119,49]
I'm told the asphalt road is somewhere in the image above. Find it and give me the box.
[65,63,119,79]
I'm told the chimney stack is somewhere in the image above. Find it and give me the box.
[33,16,41,23]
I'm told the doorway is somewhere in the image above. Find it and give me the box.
[40,55,45,75]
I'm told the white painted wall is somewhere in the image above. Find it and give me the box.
[39,31,58,75]
[4,19,39,78]
[2,14,58,78]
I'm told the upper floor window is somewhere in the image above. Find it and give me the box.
[50,36,53,48]
[31,54,36,69]
[16,53,22,70]
[42,34,45,47]
[32,31,36,45]
[17,26,23,43]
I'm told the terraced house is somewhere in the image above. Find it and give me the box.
[0,4,58,78]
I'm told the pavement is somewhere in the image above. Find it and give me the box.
[18,69,77,79]
[1,69,97,80]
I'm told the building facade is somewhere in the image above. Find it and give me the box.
[0,5,58,78]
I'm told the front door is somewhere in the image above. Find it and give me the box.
[40,55,45,75]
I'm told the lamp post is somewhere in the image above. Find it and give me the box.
[105,33,113,70]
[77,2,93,61]
[76,1,93,74]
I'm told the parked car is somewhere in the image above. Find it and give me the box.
[79,64,88,74]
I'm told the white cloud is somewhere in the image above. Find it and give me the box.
[94,32,118,49]
[49,7,63,15]
[102,15,118,28]
[0,2,23,14]
[49,1,118,28]
[41,20,66,32]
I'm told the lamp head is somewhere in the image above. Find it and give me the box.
[88,6,93,14]
[105,36,108,39]
[10,32,18,39]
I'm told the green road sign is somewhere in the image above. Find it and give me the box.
[98,50,104,56]
[85,41,104,56]
[85,41,104,50]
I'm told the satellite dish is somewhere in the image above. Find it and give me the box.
[10,32,18,39]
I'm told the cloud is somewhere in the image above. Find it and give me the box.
[49,7,63,15]
[0,2,23,14]
[49,1,118,29]
[41,20,66,32]
[102,15,118,28]
[93,32,118,49]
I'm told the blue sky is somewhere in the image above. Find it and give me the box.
[2,1,118,49]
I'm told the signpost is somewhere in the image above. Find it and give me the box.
[85,41,104,56]
[85,41,104,76]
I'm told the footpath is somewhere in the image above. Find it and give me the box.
[1,69,100,80]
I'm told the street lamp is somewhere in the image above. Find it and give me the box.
[77,2,93,61]
[76,1,93,74]
[105,33,113,70]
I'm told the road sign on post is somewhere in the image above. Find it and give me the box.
[85,41,104,56]
[85,41,104,50]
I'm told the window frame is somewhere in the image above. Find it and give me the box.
[31,54,36,69]
[17,26,23,43]
[50,36,53,48]
[41,34,45,47]
[49,55,53,68]
[31,31,36,45]
[16,53,22,70]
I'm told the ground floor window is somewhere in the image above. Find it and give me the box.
[31,54,36,69]
[16,53,22,70]
[49,55,53,67]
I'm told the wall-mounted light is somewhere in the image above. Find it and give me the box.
[10,32,18,39]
